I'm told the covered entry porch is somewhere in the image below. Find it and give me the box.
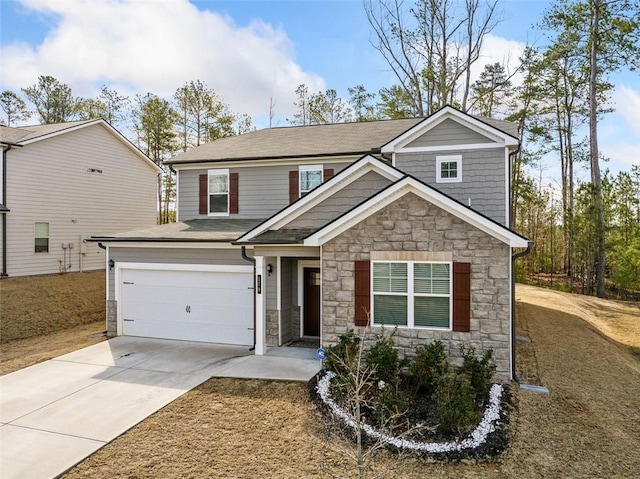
[252,245,321,355]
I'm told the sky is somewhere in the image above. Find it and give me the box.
[0,0,638,180]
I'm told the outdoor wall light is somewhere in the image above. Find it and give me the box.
[267,263,273,276]
[108,259,114,270]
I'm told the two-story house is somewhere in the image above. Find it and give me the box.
[0,119,161,277]
[91,106,530,381]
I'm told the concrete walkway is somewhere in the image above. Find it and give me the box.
[0,337,321,479]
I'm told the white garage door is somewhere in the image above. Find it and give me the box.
[119,266,254,345]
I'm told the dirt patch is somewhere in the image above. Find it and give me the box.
[0,322,106,375]
[516,284,640,351]
[0,271,106,375]
[64,286,640,478]
[0,271,105,343]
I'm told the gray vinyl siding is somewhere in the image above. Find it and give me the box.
[285,171,393,229]
[108,246,251,299]
[4,124,158,277]
[406,118,493,147]
[178,162,350,221]
[395,148,507,225]
[266,256,277,310]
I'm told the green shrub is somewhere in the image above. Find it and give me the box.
[433,372,481,435]
[459,346,496,407]
[324,330,361,376]
[410,340,449,394]
[371,378,405,421]
[366,330,401,384]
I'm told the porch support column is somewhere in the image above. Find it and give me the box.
[255,255,267,355]
[276,256,282,346]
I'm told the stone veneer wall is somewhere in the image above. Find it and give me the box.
[321,193,512,380]
[266,310,279,346]
[106,299,117,337]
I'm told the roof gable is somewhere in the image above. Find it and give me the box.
[381,105,518,153]
[1,120,161,173]
[303,176,529,248]
[237,155,404,242]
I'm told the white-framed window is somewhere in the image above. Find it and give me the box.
[208,169,229,215]
[436,155,462,183]
[34,222,49,253]
[372,261,452,329]
[299,164,323,197]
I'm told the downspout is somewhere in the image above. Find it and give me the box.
[241,246,256,351]
[2,145,14,278]
[511,241,533,382]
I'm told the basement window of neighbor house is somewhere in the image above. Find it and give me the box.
[436,155,462,183]
[372,261,452,329]
[34,222,49,253]
[208,169,229,215]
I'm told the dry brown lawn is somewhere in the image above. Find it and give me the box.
[61,284,640,479]
[2,275,637,477]
[0,271,106,374]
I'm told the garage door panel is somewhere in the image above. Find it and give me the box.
[120,268,254,345]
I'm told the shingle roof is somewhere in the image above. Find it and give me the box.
[89,218,265,242]
[0,126,31,144]
[166,112,519,165]
[167,118,424,164]
[0,120,96,144]
[243,228,318,244]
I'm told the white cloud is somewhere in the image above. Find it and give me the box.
[614,85,640,134]
[599,85,640,173]
[0,0,325,117]
[470,34,527,87]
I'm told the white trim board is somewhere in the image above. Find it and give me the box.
[105,242,243,249]
[114,262,253,273]
[394,143,508,153]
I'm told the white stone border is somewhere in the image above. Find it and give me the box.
[317,371,503,454]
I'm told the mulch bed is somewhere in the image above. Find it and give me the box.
[308,370,513,462]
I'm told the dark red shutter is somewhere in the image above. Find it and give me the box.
[289,170,299,203]
[229,172,239,214]
[452,262,471,332]
[199,174,208,215]
[354,260,371,326]
[323,168,334,182]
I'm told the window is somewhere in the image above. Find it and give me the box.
[372,261,451,329]
[208,169,229,215]
[34,222,49,253]
[436,155,462,183]
[299,165,323,196]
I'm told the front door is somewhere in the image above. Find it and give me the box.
[303,267,320,337]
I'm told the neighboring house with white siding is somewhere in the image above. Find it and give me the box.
[91,106,531,381]
[0,119,161,277]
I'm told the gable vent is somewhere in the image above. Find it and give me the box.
[86,168,103,174]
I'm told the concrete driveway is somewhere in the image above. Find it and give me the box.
[0,337,321,479]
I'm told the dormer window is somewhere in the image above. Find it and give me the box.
[436,155,462,183]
